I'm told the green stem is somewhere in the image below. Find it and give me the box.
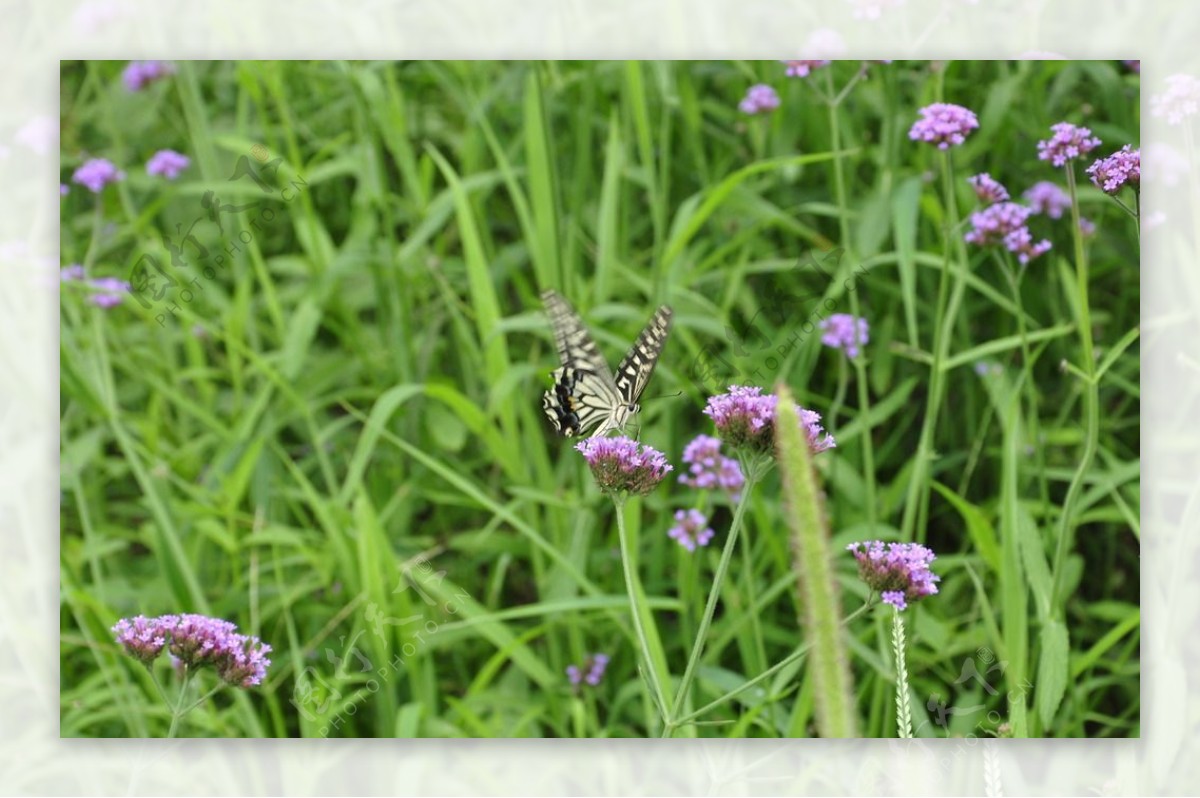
[902,150,968,542]
[612,495,672,726]
[1048,165,1100,612]
[670,602,872,728]
[663,460,764,735]
[892,609,913,738]
[825,69,877,529]
[166,666,192,739]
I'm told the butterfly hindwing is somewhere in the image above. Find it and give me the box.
[540,289,671,438]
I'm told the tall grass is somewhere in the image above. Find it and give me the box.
[60,60,1140,738]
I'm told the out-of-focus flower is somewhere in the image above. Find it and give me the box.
[15,115,56,155]
[964,202,1051,265]
[1023,181,1071,218]
[72,0,128,33]
[575,436,672,495]
[848,0,905,20]
[973,361,1002,377]
[1086,145,1140,195]
[71,158,124,193]
[87,276,131,308]
[819,313,869,358]
[668,509,716,552]
[1078,217,1096,237]
[680,434,745,499]
[60,264,85,281]
[908,103,979,150]
[1037,122,1101,167]
[567,653,610,688]
[122,60,176,91]
[1142,142,1187,187]
[800,29,845,59]
[968,173,1009,204]
[60,184,70,197]
[1122,60,1140,74]
[781,60,831,78]
[704,385,835,455]
[846,541,940,610]
[1151,74,1200,125]
[146,149,191,180]
[739,84,781,114]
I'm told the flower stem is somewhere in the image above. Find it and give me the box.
[1048,165,1100,612]
[166,666,192,739]
[902,150,968,542]
[612,495,672,727]
[663,460,763,735]
[892,609,913,738]
[825,69,877,529]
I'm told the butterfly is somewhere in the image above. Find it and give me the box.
[540,289,673,438]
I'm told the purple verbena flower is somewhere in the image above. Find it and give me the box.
[86,276,131,308]
[704,385,835,455]
[1036,122,1101,168]
[60,264,85,281]
[819,313,869,359]
[1122,60,1140,74]
[1023,181,1071,219]
[967,173,1009,204]
[154,613,272,687]
[72,158,125,193]
[846,541,940,610]
[739,84,781,115]
[781,60,831,78]
[1078,217,1096,237]
[668,509,716,552]
[908,103,979,150]
[60,183,70,197]
[964,202,1051,264]
[574,436,672,495]
[146,149,191,180]
[1151,74,1200,125]
[567,653,610,688]
[680,434,745,499]
[1086,145,1140,195]
[122,60,176,91]
[112,615,168,664]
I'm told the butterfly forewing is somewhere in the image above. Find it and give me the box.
[614,305,673,406]
[540,289,671,438]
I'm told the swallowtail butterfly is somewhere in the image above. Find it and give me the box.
[540,289,672,437]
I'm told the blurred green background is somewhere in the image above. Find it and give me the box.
[59,60,1139,738]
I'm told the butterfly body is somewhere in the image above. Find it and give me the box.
[540,290,672,438]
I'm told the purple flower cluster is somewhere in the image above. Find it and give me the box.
[567,653,610,687]
[112,613,272,687]
[71,158,125,193]
[668,509,716,552]
[574,436,672,495]
[739,84,781,115]
[679,434,744,499]
[146,149,191,180]
[1022,181,1071,219]
[967,173,1009,204]
[1086,145,1140,195]
[846,541,940,611]
[1036,122,1101,168]
[963,202,1052,264]
[122,60,176,91]
[908,103,979,150]
[704,385,835,455]
[781,60,830,78]
[819,313,869,359]
[61,264,132,307]
[1151,74,1200,125]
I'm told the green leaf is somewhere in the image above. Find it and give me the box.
[1036,618,1069,728]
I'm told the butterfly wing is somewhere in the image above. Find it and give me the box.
[613,305,673,407]
[541,290,622,436]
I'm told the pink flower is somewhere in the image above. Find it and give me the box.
[908,103,979,150]
[1036,122,1101,167]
